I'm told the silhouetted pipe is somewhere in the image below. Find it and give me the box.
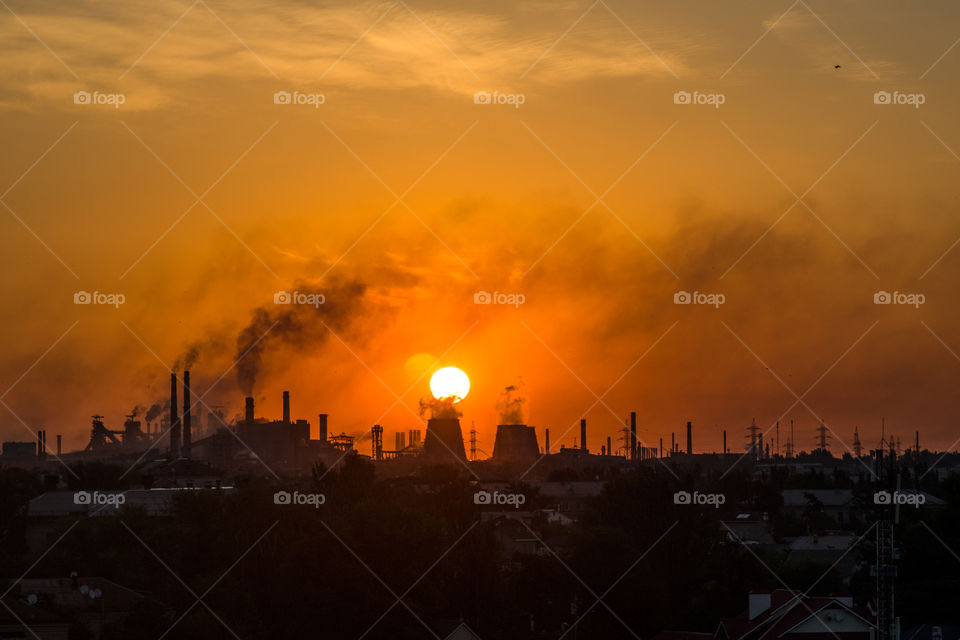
[686,421,692,455]
[580,419,587,452]
[170,373,180,457]
[545,428,550,455]
[183,371,191,456]
[245,397,254,425]
[630,412,637,461]
[282,391,290,423]
[318,413,328,443]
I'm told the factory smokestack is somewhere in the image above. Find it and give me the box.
[607,436,611,457]
[580,419,587,452]
[57,434,62,456]
[630,412,637,461]
[723,429,727,455]
[545,428,550,455]
[282,391,290,423]
[245,397,254,425]
[318,413,328,443]
[170,373,181,457]
[686,421,692,455]
[183,371,191,457]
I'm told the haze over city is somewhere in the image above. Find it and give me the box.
[3,4,960,639]
[2,0,960,457]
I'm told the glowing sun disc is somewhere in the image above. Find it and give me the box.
[430,367,470,403]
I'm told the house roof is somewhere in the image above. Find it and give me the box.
[720,590,874,640]
[781,490,854,508]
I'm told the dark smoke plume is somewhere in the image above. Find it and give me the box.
[497,384,525,424]
[173,345,200,372]
[145,402,166,423]
[235,279,366,395]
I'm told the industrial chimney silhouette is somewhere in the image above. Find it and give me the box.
[245,397,254,425]
[170,373,181,457]
[182,371,191,457]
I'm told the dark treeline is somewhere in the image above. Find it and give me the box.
[1,457,959,639]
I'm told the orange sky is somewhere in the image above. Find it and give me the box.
[2,0,960,457]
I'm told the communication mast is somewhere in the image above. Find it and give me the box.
[853,426,863,458]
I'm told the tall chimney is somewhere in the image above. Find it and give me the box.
[723,429,727,455]
[37,430,43,457]
[545,428,550,455]
[317,413,328,443]
[282,391,290,423]
[607,436,611,457]
[686,421,692,455]
[580,419,587,452]
[671,432,675,455]
[245,397,254,425]
[630,412,637,461]
[170,373,180,457]
[57,434,62,456]
[659,437,663,458]
[182,371,191,457]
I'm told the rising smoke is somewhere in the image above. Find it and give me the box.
[234,278,367,395]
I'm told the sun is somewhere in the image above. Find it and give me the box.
[429,366,470,403]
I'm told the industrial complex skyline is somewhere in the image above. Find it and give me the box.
[3,1,960,457]
[3,2,960,638]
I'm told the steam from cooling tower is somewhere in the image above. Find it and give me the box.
[235,278,367,395]
[419,397,461,419]
[129,404,146,418]
[497,383,525,424]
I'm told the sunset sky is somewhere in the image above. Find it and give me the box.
[2,0,960,457]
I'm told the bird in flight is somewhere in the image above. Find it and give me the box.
[834,64,841,69]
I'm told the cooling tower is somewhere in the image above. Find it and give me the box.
[492,424,539,464]
[423,418,467,463]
